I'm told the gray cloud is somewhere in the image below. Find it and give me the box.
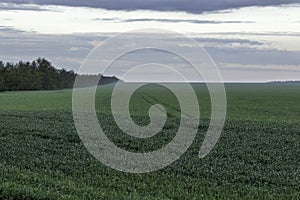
[196,38,263,46]
[94,18,253,24]
[0,3,50,11]
[93,17,254,24]
[1,0,299,13]
[205,46,300,66]
[93,18,119,21]
[220,63,300,73]
[124,19,252,24]
[0,27,299,82]
[199,32,300,37]
[0,27,104,70]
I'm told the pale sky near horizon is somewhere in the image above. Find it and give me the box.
[0,1,299,82]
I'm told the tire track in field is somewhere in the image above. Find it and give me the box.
[137,93,175,117]
[139,93,194,118]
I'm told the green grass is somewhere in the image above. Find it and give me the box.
[0,83,299,199]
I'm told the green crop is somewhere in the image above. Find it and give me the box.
[0,83,299,199]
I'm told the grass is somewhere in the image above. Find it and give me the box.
[0,83,299,199]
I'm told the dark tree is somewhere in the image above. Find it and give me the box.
[0,58,119,92]
[0,58,76,91]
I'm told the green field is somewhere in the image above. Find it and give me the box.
[0,84,299,199]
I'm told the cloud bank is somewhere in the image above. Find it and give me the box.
[2,0,299,13]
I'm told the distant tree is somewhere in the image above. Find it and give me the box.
[0,58,119,92]
[5,62,18,91]
[0,61,5,91]
[0,58,75,91]
[36,58,56,90]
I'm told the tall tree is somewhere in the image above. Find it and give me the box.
[0,58,118,92]
[0,61,5,91]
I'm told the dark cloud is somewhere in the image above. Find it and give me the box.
[221,65,300,73]
[196,38,263,46]
[122,19,252,24]
[0,27,102,70]
[1,0,299,13]
[93,18,119,21]
[205,46,300,66]
[200,32,300,37]
[93,17,253,24]
[0,3,49,11]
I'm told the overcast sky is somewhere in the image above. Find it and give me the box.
[0,1,299,82]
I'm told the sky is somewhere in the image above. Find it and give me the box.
[0,1,299,82]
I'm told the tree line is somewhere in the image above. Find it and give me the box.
[0,58,77,91]
[0,58,120,92]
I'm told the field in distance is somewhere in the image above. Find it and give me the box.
[0,83,299,199]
